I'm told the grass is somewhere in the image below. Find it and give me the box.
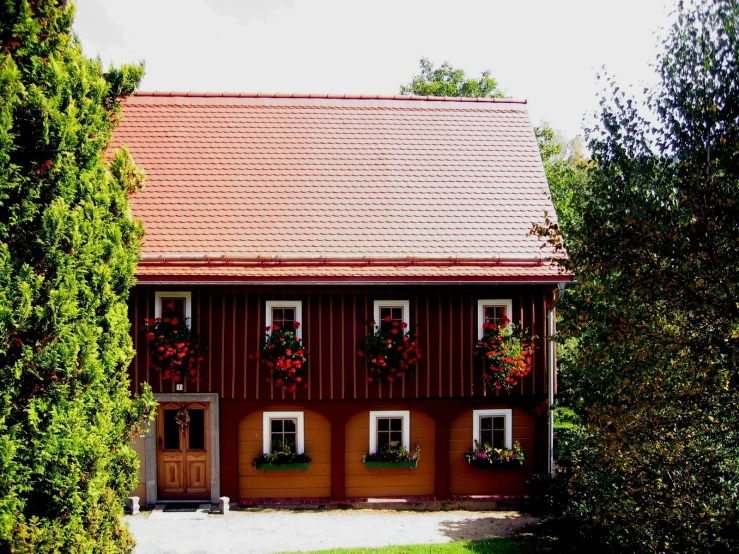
[279,536,557,554]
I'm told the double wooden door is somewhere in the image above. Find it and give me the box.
[156,402,211,500]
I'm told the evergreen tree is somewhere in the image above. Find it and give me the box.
[540,0,739,551]
[0,1,155,551]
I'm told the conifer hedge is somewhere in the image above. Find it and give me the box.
[0,1,156,551]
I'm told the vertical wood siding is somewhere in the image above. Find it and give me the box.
[344,409,435,497]
[129,286,554,400]
[237,406,331,498]
[448,406,535,495]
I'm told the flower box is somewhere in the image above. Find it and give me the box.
[251,452,311,471]
[255,462,310,471]
[464,441,525,468]
[362,456,418,469]
[465,457,523,469]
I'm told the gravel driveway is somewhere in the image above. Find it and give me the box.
[126,509,538,554]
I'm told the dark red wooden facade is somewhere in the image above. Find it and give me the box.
[127,284,556,501]
[128,285,554,400]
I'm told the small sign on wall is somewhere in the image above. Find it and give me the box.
[176,384,184,391]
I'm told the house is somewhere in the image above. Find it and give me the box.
[113,92,569,506]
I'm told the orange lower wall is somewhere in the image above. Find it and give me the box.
[232,402,538,500]
[449,406,535,495]
[237,405,331,498]
[345,408,435,497]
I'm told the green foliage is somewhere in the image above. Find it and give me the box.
[0,1,155,551]
[538,1,739,551]
[534,124,590,242]
[400,58,505,98]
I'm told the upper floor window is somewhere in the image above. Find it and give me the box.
[477,299,512,339]
[265,300,302,339]
[373,300,410,332]
[155,291,192,328]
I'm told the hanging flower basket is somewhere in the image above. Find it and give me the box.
[143,314,207,383]
[474,317,535,392]
[464,440,525,468]
[357,318,422,383]
[259,322,308,392]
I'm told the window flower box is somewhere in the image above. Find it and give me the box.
[362,444,420,469]
[251,451,311,471]
[464,440,525,468]
[362,457,418,469]
[255,462,310,471]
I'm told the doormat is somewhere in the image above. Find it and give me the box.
[163,503,200,513]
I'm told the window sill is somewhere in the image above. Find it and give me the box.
[255,462,310,471]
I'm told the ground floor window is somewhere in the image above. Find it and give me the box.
[473,409,512,449]
[369,410,410,453]
[263,411,305,454]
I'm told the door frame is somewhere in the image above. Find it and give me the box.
[145,393,220,504]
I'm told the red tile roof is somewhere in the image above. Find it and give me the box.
[113,93,567,282]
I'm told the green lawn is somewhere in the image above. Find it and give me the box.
[280,536,557,554]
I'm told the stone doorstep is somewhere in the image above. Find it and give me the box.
[236,495,526,512]
[148,503,213,520]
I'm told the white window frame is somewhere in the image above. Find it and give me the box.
[265,300,303,340]
[473,409,513,450]
[154,291,192,329]
[262,411,305,454]
[373,300,410,329]
[477,298,513,339]
[369,410,410,454]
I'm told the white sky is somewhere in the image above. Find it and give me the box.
[74,0,673,140]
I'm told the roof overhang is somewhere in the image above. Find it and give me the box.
[135,253,572,285]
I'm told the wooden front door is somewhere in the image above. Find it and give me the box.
[156,402,211,500]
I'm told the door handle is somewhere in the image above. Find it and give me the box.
[158,437,163,451]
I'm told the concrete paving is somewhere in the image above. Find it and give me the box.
[125,508,538,554]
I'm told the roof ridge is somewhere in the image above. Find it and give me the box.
[133,91,527,104]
